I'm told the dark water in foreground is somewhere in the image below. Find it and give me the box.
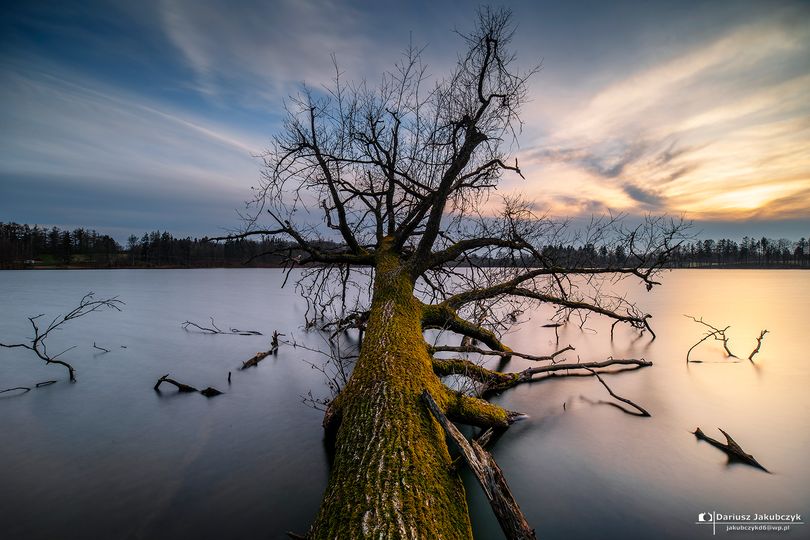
[1,269,808,539]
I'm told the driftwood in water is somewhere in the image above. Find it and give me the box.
[747,330,769,362]
[422,390,536,540]
[685,315,736,362]
[182,317,263,336]
[584,367,651,416]
[0,386,31,395]
[0,292,123,381]
[240,350,274,369]
[685,315,769,364]
[693,427,768,472]
[153,374,224,398]
[542,322,562,340]
[154,374,197,392]
[0,379,58,397]
[241,330,285,369]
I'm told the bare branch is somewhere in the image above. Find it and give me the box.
[583,367,650,417]
[0,292,123,381]
[747,330,769,362]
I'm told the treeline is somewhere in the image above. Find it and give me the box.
[0,223,299,268]
[1,222,808,269]
[0,223,120,267]
[482,236,809,268]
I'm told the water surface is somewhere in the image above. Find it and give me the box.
[1,269,808,539]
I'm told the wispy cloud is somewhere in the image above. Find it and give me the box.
[516,8,810,221]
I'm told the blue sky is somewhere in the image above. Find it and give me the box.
[1,0,809,241]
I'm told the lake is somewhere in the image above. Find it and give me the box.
[1,269,808,539]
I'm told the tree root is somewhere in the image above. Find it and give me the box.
[423,390,536,540]
[154,374,223,397]
[693,427,768,472]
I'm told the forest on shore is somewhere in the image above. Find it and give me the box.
[1,222,808,269]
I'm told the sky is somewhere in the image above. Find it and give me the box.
[1,0,809,242]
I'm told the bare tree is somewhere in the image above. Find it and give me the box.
[215,8,687,538]
[1,292,123,381]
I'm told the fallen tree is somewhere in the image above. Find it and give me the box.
[212,8,687,538]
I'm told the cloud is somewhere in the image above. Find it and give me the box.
[158,0,385,106]
[0,63,265,235]
[514,9,810,222]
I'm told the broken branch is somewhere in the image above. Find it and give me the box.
[693,427,768,472]
[747,330,769,362]
[181,317,263,336]
[584,367,650,416]
[422,390,536,540]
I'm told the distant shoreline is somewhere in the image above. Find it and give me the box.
[3,263,807,271]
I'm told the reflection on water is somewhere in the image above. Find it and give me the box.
[1,269,808,539]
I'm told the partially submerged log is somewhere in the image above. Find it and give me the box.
[240,330,286,369]
[154,374,224,398]
[240,350,274,370]
[423,390,536,540]
[693,427,768,472]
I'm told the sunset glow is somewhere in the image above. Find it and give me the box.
[1,1,808,238]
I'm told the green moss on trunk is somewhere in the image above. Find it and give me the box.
[310,246,475,539]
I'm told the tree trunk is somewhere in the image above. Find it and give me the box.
[310,247,488,539]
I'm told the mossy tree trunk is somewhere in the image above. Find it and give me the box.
[310,248,509,539]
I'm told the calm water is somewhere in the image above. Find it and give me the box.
[1,269,808,539]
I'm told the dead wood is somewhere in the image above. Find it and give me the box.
[181,317,263,336]
[584,367,650,416]
[153,374,224,397]
[154,374,197,392]
[685,315,736,362]
[693,427,768,472]
[430,343,574,362]
[93,342,110,353]
[747,330,769,362]
[542,322,562,340]
[423,390,536,540]
[240,350,273,369]
[240,331,285,369]
[0,292,123,381]
[0,386,31,395]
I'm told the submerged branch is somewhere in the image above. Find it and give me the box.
[0,292,123,381]
[584,367,650,416]
[182,317,263,336]
[693,427,768,472]
[154,374,223,397]
[747,330,769,362]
